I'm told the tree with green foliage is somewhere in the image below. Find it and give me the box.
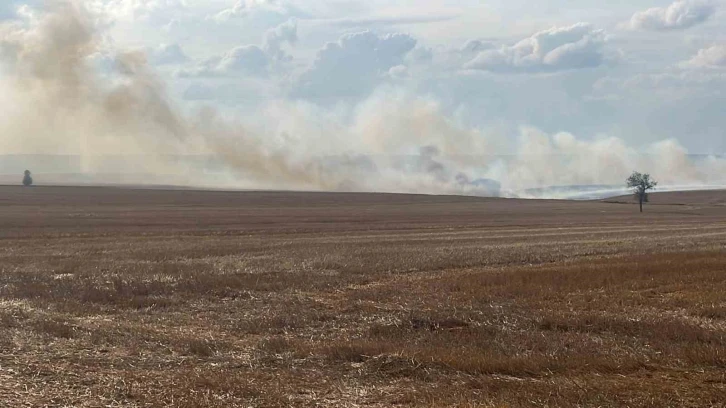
[626,171,657,213]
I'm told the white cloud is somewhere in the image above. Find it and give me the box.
[90,0,188,23]
[217,45,269,74]
[211,0,304,22]
[685,44,726,68]
[263,18,297,61]
[0,1,36,20]
[460,39,495,55]
[178,45,269,77]
[150,43,189,65]
[387,64,409,79]
[628,0,715,31]
[5,0,725,156]
[292,31,417,100]
[177,20,297,77]
[464,23,607,73]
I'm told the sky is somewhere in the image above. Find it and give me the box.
[0,0,725,196]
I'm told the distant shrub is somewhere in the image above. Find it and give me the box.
[22,170,33,187]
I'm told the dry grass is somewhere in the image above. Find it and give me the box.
[1,186,726,407]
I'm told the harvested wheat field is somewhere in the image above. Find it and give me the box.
[1,185,726,407]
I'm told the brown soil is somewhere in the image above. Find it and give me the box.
[1,186,725,407]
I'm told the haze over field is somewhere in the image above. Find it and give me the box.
[1,1,725,197]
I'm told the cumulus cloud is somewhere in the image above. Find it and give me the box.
[177,20,297,78]
[460,39,495,55]
[211,0,305,22]
[150,43,189,65]
[263,18,297,61]
[214,45,269,74]
[464,23,607,73]
[387,65,409,79]
[685,44,726,68]
[292,31,417,100]
[0,1,37,20]
[178,45,269,77]
[628,0,715,31]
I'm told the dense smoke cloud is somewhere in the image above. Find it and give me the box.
[0,1,333,189]
[0,1,724,198]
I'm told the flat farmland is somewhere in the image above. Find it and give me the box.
[1,186,726,407]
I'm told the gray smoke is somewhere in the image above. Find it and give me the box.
[0,1,339,190]
[1,1,724,198]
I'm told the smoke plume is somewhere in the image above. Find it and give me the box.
[0,1,724,198]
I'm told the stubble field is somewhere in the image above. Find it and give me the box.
[1,186,726,407]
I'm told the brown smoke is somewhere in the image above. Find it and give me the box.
[0,0,335,189]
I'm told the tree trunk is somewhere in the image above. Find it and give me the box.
[639,195,643,213]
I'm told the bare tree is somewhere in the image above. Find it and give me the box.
[22,170,33,187]
[626,171,657,213]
